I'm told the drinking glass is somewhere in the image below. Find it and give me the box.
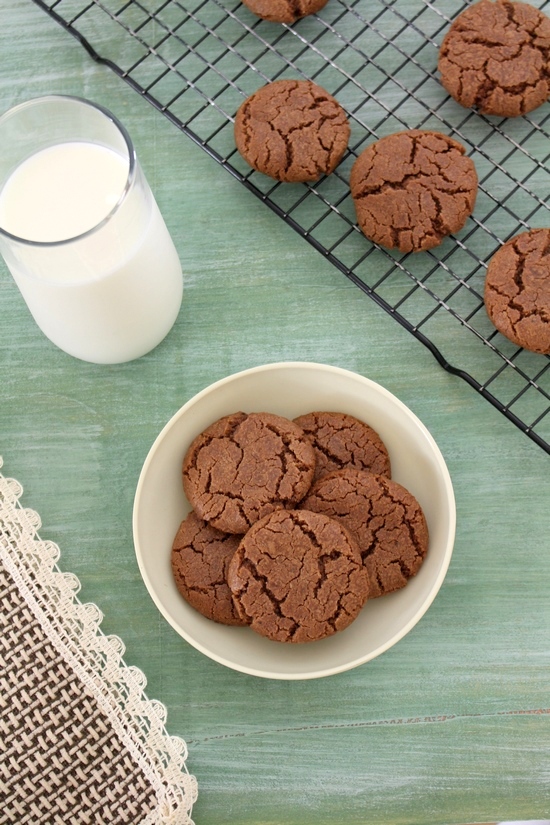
[0,95,183,364]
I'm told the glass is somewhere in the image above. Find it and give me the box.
[0,95,183,364]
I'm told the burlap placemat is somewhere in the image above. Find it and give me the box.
[0,458,197,824]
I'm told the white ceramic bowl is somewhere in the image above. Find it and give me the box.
[133,362,455,680]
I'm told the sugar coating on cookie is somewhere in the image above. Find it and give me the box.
[293,411,391,482]
[227,509,369,643]
[301,468,429,598]
[171,511,246,626]
[234,79,350,182]
[438,0,550,118]
[182,411,316,534]
[484,228,550,354]
[241,0,329,24]
[350,130,478,253]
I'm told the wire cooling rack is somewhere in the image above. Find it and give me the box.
[33,0,550,454]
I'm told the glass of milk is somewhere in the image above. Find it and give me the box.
[0,95,183,364]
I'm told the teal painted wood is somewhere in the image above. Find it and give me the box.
[1,2,550,823]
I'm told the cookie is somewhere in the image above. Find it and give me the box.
[484,228,550,354]
[234,79,350,183]
[350,130,478,253]
[301,468,429,598]
[241,0,329,24]
[182,411,316,534]
[293,411,391,482]
[438,0,550,118]
[171,511,246,626]
[226,509,369,643]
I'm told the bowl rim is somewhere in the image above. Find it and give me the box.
[132,361,456,679]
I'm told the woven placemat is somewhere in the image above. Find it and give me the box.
[0,458,197,825]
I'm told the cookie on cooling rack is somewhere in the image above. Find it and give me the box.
[349,129,478,253]
[234,79,350,183]
[438,0,550,118]
[484,228,550,354]
[241,0,329,24]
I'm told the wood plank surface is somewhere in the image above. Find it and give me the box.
[1,2,550,823]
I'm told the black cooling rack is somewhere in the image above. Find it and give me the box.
[33,0,550,455]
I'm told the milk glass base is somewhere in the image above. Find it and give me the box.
[0,96,183,364]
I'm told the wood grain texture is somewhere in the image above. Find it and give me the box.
[1,2,550,823]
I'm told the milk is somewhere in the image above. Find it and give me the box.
[0,142,130,244]
[0,141,183,363]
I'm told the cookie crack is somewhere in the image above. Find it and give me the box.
[326,591,355,632]
[314,550,344,602]
[208,491,248,527]
[309,423,381,470]
[259,424,313,500]
[540,233,550,258]
[239,101,254,155]
[187,580,226,594]
[310,438,349,470]
[353,165,472,199]
[446,53,548,110]
[503,248,550,331]
[278,122,330,179]
[354,137,471,200]
[241,558,287,615]
[378,478,426,562]
[288,0,303,20]
[291,512,325,553]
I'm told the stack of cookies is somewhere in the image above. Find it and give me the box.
[171,410,428,644]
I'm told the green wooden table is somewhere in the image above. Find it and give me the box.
[1,2,550,823]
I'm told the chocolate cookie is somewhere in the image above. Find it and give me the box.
[438,0,550,118]
[293,411,391,482]
[241,0,329,24]
[301,468,429,598]
[484,228,550,354]
[227,509,369,643]
[171,511,246,626]
[234,79,350,182]
[350,130,478,253]
[182,411,316,534]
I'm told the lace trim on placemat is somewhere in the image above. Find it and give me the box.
[0,457,197,825]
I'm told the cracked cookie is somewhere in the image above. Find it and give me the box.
[171,511,247,626]
[241,0,329,24]
[182,411,316,535]
[350,130,478,253]
[300,468,429,598]
[226,508,369,643]
[234,79,350,182]
[438,0,550,118]
[293,411,391,482]
[484,228,550,353]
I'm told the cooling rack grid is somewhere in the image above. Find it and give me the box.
[33,0,550,454]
